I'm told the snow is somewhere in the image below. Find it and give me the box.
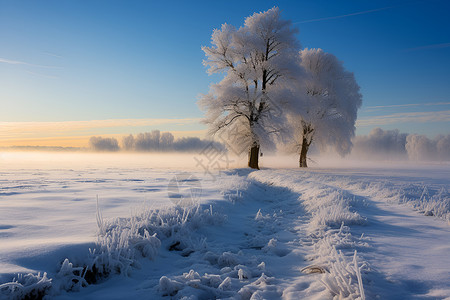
[250,166,450,299]
[1,152,449,299]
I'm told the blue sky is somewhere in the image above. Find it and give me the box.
[0,0,449,146]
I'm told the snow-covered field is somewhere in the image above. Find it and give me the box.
[0,152,449,299]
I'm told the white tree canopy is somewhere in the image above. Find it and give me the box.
[199,9,362,168]
[289,48,362,158]
[198,7,303,161]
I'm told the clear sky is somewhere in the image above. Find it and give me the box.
[0,0,449,147]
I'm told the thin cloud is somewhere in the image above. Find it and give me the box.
[404,42,450,52]
[364,101,450,111]
[0,58,28,65]
[357,110,450,127]
[295,6,395,24]
[25,70,59,80]
[0,57,60,69]
[42,52,63,59]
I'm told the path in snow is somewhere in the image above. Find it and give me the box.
[342,183,450,299]
[252,169,450,299]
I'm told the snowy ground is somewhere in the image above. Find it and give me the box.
[0,153,449,299]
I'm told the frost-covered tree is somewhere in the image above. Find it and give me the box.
[352,128,408,160]
[160,132,175,149]
[290,48,362,167]
[199,7,302,169]
[406,134,450,161]
[132,131,160,151]
[89,136,120,152]
[122,134,135,151]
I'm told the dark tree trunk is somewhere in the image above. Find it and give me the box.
[248,145,260,169]
[299,137,309,168]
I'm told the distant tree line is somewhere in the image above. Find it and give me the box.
[352,128,450,161]
[89,130,224,153]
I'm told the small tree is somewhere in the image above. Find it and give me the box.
[199,7,301,169]
[290,48,362,167]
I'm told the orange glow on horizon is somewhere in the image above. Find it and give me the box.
[0,118,207,148]
[0,131,207,148]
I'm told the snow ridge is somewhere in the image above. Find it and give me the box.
[250,170,368,299]
[306,174,450,223]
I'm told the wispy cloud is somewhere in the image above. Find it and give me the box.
[0,58,28,65]
[0,57,60,69]
[25,70,59,80]
[295,5,395,24]
[357,110,450,127]
[42,52,63,59]
[363,101,450,111]
[404,42,450,52]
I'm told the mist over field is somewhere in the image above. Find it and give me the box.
[1,149,449,175]
[0,152,202,170]
[3,127,450,172]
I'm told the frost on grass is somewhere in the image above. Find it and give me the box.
[89,203,225,279]
[54,259,88,292]
[298,186,368,298]
[0,203,224,299]
[398,186,450,222]
[0,272,51,300]
[156,235,279,298]
[218,173,250,203]
[305,191,366,233]
[320,174,450,223]
[305,223,370,266]
[320,249,367,300]
[158,267,277,299]
[156,226,281,299]
[250,170,368,299]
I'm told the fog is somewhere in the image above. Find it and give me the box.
[0,151,357,171]
[1,128,449,172]
[2,151,448,176]
[0,152,203,170]
[351,128,408,160]
[350,128,450,162]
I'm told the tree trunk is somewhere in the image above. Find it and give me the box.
[248,145,260,169]
[299,137,309,168]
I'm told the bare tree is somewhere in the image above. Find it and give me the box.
[199,7,302,169]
